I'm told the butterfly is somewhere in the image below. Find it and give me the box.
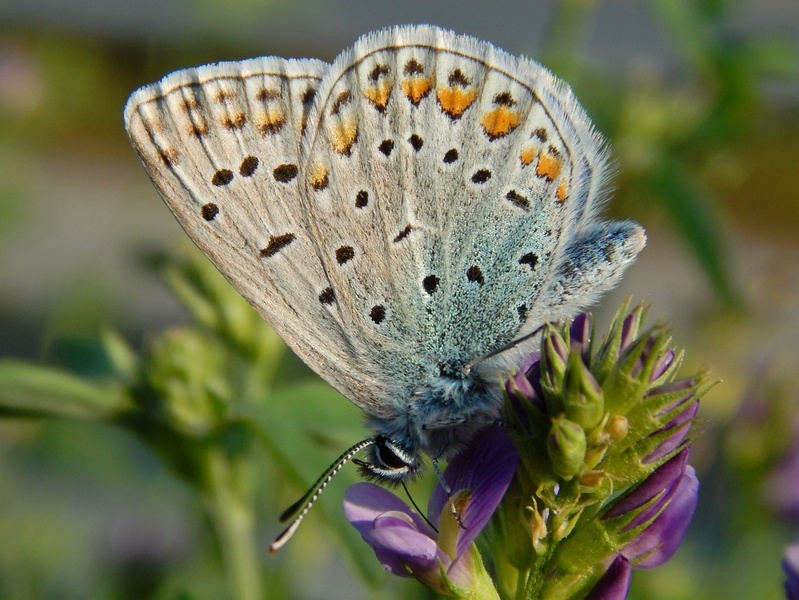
[124,24,645,537]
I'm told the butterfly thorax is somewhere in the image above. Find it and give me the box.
[361,364,504,481]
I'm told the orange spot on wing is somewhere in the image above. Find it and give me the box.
[556,180,569,202]
[363,79,393,112]
[142,113,165,134]
[215,90,237,103]
[329,118,359,155]
[158,147,179,167]
[188,119,208,137]
[310,164,329,190]
[536,151,563,181]
[256,108,286,135]
[401,76,433,105]
[520,147,536,166]
[255,88,281,102]
[436,86,478,119]
[181,98,199,112]
[221,112,246,130]
[481,106,521,140]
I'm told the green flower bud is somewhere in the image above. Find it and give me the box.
[547,415,587,480]
[145,328,229,436]
[541,328,569,414]
[563,350,605,430]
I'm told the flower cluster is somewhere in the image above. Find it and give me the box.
[345,302,705,599]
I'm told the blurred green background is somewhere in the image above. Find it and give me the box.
[1,0,798,598]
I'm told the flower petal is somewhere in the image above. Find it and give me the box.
[619,310,640,352]
[650,348,675,382]
[507,367,538,403]
[569,312,592,366]
[767,442,799,521]
[603,449,689,522]
[644,400,698,463]
[429,427,519,560]
[344,482,434,537]
[344,483,444,579]
[623,466,699,568]
[646,378,695,406]
[586,555,632,600]
[365,520,446,577]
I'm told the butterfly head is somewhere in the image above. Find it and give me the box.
[354,435,422,484]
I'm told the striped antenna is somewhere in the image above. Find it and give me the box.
[269,437,376,553]
[463,323,547,372]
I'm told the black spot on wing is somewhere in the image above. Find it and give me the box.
[201,203,219,221]
[370,305,386,324]
[471,169,491,184]
[319,287,335,305]
[212,169,234,186]
[519,252,539,271]
[378,139,395,156]
[239,156,259,177]
[423,275,439,294]
[336,246,355,264]
[260,233,295,258]
[466,265,484,284]
[273,164,298,183]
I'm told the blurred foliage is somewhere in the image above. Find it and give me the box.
[545,0,797,305]
[0,249,395,599]
[0,0,798,598]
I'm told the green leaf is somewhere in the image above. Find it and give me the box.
[0,360,130,420]
[649,158,737,304]
[100,327,139,381]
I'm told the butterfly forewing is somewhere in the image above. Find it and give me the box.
[298,26,621,402]
[125,57,403,416]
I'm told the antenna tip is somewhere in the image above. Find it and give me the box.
[269,525,294,554]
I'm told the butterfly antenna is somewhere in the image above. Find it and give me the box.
[402,481,438,533]
[463,323,548,372]
[269,437,375,553]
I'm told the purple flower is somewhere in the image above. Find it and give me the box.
[621,464,698,568]
[643,379,700,464]
[344,304,704,600]
[591,449,699,596]
[506,352,544,421]
[344,427,518,595]
[783,544,799,600]
[767,431,799,521]
[343,484,438,574]
[586,555,632,600]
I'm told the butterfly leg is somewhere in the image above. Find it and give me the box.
[432,456,452,495]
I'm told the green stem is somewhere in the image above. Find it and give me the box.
[204,448,262,600]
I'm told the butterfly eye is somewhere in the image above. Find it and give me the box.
[354,436,419,483]
[377,439,411,469]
